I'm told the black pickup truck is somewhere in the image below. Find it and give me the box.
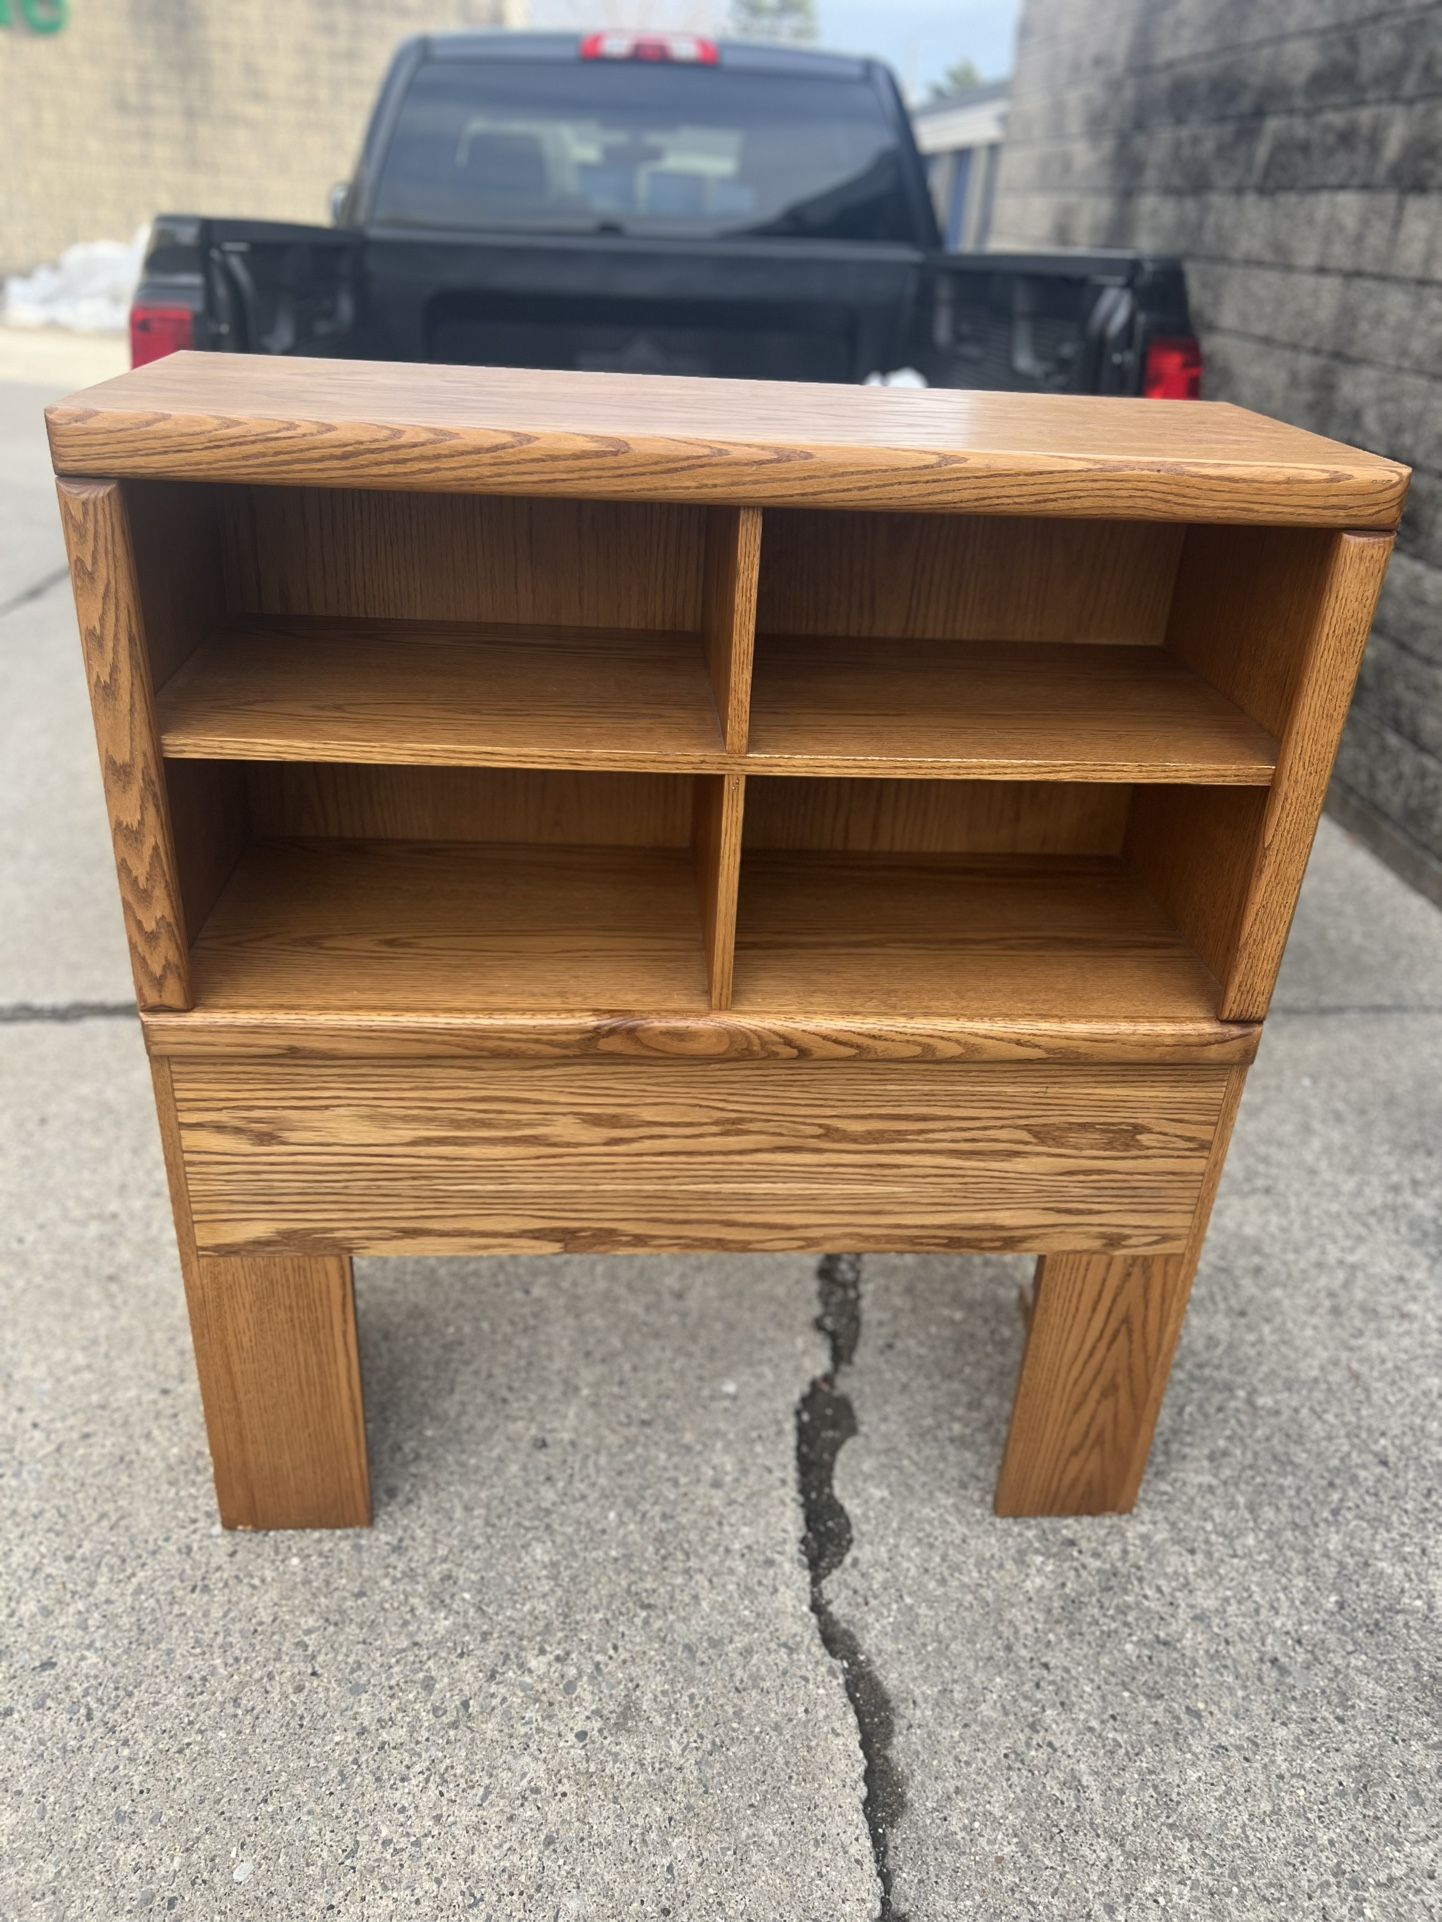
[130,30,1201,398]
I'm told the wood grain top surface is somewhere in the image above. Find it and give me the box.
[48,354,1408,526]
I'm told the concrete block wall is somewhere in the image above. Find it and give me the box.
[993,0,1442,903]
[0,0,506,276]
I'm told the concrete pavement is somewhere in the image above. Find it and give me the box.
[0,328,126,609]
[1,333,1438,1920]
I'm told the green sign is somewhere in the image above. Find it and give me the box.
[0,0,69,31]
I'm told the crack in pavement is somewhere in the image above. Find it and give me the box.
[0,1001,135,1023]
[0,563,69,622]
[796,1253,908,1922]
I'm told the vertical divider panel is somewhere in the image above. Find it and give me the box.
[701,506,762,751]
[693,774,747,1010]
[58,477,193,1011]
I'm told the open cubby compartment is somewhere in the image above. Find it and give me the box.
[164,760,741,1017]
[732,776,1232,1021]
[747,508,1287,782]
[129,478,760,770]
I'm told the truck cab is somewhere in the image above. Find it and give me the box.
[131,30,1200,397]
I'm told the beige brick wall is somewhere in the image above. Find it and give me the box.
[0,0,508,274]
[992,0,1442,906]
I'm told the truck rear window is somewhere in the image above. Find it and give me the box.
[372,60,916,242]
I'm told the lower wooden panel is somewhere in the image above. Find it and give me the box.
[170,1059,1232,1257]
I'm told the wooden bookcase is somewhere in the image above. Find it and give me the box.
[49,355,1407,1531]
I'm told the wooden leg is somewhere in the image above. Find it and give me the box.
[994,1249,1198,1516]
[180,1251,372,1531]
[996,1065,1249,1517]
[149,1059,371,1530]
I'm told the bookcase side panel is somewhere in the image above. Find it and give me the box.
[1149,527,1393,1020]
[165,759,250,943]
[1165,525,1341,733]
[1227,529,1393,1018]
[124,480,227,685]
[58,477,193,1011]
[122,480,250,942]
[1124,786,1265,993]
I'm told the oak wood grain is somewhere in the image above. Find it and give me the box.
[693,774,745,1010]
[143,1007,1261,1067]
[124,478,225,686]
[190,838,711,1015]
[220,483,704,630]
[48,356,1409,525]
[748,636,1277,782]
[165,758,249,939]
[58,478,191,1010]
[757,511,1181,643]
[118,481,249,940]
[246,763,695,847]
[170,1059,1231,1259]
[743,775,1129,855]
[733,852,1220,1020]
[995,1066,1247,1515]
[183,1252,371,1530]
[1131,530,1394,1020]
[702,506,762,751]
[248,768,1138,861]
[157,618,727,771]
[183,838,1221,1026]
[150,1059,371,1530]
[1124,787,1264,991]
[57,362,1401,1530]
[1219,533,1393,1019]
[996,1250,1198,1515]
[1166,524,1345,736]
[160,622,1278,784]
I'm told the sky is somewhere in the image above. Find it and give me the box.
[819,0,1020,98]
[530,0,1022,101]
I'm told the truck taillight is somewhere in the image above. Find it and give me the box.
[580,30,718,62]
[130,304,195,369]
[1143,334,1202,400]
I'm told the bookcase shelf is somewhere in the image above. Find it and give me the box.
[156,622,1278,785]
[182,840,1219,1027]
[731,851,1218,1020]
[189,836,712,1015]
[157,617,729,772]
[747,636,1278,784]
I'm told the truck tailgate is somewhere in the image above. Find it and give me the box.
[361,230,921,382]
